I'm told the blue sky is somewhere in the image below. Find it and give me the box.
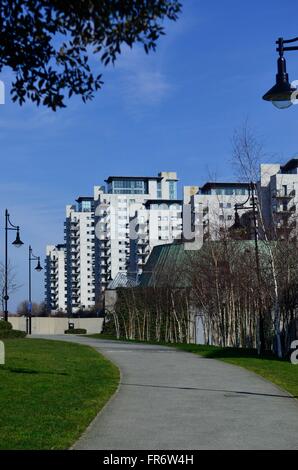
[1,0,298,311]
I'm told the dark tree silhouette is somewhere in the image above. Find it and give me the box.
[0,0,182,110]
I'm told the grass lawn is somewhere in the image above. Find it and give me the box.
[88,334,298,399]
[0,338,119,450]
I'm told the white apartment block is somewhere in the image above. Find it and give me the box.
[45,244,67,312]
[259,158,298,238]
[130,199,183,277]
[184,182,251,244]
[64,197,96,312]
[94,172,181,290]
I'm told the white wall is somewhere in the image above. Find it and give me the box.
[9,317,104,335]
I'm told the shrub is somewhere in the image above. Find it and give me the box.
[0,321,13,330]
[64,328,87,335]
[0,329,27,339]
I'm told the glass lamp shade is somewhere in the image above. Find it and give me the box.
[271,99,293,109]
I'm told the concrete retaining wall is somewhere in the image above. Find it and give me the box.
[9,317,103,335]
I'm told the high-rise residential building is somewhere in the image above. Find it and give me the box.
[45,244,67,312]
[46,172,181,314]
[94,172,180,293]
[259,158,298,239]
[184,182,251,244]
[129,199,183,277]
[49,164,297,314]
[64,197,96,313]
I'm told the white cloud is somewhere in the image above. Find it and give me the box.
[107,46,173,115]
[122,69,172,106]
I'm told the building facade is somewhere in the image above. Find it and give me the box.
[184,182,251,244]
[45,161,298,314]
[94,172,181,292]
[259,158,298,239]
[64,197,96,313]
[45,244,67,313]
[46,172,181,314]
[129,199,183,277]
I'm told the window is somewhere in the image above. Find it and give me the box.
[224,189,234,195]
[220,202,232,209]
[78,200,94,212]
[157,181,162,198]
[235,188,247,195]
[111,179,147,194]
[169,181,177,200]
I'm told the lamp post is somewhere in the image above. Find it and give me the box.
[28,245,43,334]
[263,37,298,109]
[234,183,265,355]
[3,209,23,322]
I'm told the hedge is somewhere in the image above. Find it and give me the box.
[0,321,13,331]
[64,328,87,335]
[0,329,27,339]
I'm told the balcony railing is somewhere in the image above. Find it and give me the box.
[272,189,296,199]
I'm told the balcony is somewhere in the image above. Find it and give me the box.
[272,189,296,199]
[137,250,149,257]
[274,202,296,214]
[137,259,145,266]
[100,241,111,250]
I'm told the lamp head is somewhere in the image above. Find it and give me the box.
[263,56,297,109]
[35,259,43,272]
[12,229,24,248]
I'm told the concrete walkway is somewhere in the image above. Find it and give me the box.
[33,335,298,450]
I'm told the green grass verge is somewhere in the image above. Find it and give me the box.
[0,338,119,450]
[88,334,298,399]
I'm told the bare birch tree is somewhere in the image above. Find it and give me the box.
[232,121,297,358]
[0,261,20,313]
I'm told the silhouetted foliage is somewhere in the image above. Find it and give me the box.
[17,300,50,316]
[0,0,182,110]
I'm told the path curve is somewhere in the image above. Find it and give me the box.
[33,335,298,450]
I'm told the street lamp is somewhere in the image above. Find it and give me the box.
[27,245,43,334]
[3,209,23,322]
[263,37,298,109]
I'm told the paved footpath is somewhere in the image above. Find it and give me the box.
[33,335,298,450]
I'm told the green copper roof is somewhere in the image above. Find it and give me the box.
[139,242,191,287]
[139,240,273,288]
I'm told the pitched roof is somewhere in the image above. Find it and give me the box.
[107,273,138,290]
[139,242,190,287]
[139,240,273,288]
